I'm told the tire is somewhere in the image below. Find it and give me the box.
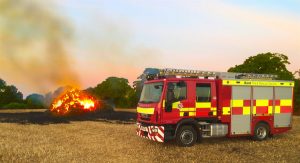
[176,126,197,147]
[253,123,270,141]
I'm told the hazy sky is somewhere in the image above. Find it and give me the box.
[2,0,300,95]
[55,0,300,84]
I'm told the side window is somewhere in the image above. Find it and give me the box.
[167,82,187,102]
[196,83,211,102]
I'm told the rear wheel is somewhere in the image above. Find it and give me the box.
[176,126,197,147]
[253,123,269,141]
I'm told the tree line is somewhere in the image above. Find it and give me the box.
[0,79,44,109]
[228,53,300,113]
[0,77,139,109]
[0,53,299,112]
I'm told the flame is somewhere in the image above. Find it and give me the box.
[50,88,98,115]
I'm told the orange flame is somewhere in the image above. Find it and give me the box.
[50,88,98,115]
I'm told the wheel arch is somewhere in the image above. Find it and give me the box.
[175,119,200,137]
[254,120,271,134]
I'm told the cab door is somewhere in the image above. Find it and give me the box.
[162,80,194,123]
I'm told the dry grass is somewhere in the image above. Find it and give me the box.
[0,109,299,163]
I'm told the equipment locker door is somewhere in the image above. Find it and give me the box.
[274,87,293,128]
[231,86,251,135]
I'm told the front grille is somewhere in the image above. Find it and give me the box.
[140,114,151,121]
[140,122,151,126]
[141,117,150,121]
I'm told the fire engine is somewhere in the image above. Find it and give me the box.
[136,68,294,146]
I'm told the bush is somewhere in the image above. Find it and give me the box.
[1,103,29,109]
[26,94,45,109]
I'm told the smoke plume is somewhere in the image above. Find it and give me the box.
[0,0,79,94]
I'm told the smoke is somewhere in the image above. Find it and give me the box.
[0,0,162,95]
[73,14,161,86]
[0,0,80,94]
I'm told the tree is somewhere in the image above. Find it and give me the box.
[133,80,143,100]
[294,80,300,114]
[228,53,294,80]
[0,78,23,108]
[228,53,299,113]
[93,77,138,108]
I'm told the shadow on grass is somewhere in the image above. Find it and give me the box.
[0,109,136,125]
[152,136,284,149]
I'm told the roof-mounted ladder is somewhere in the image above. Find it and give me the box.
[158,68,278,80]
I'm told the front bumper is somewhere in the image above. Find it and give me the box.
[136,123,165,142]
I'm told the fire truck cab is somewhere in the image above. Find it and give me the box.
[136,68,294,146]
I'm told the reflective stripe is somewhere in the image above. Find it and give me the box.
[223,80,294,87]
[232,107,243,115]
[196,102,211,108]
[280,99,292,106]
[280,106,292,113]
[172,101,180,109]
[172,102,216,117]
[268,106,273,114]
[180,112,184,117]
[211,107,217,111]
[137,123,164,143]
[213,111,217,116]
[189,112,196,116]
[223,107,230,115]
[180,108,196,112]
[232,100,243,107]
[254,100,273,115]
[211,107,217,116]
[273,99,293,114]
[137,107,155,114]
[163,100,165,108]
[179,112,196,117]
[256,100,269,106]
[243,107,250,115]
[275,106,281,113]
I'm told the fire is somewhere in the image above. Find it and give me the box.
[50,88,98,115]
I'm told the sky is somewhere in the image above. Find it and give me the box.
[1,0,300,95]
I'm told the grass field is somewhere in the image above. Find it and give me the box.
[0,109,299,162]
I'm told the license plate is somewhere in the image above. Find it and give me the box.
[140,126,148,132]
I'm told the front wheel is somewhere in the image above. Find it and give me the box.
[176,126,197,147]
[253,123,270,141]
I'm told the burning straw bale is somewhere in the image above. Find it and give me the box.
[50,88,98,115]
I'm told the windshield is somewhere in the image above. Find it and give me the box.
[139,82,164,103]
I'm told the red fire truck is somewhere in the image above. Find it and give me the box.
[136,68,294,146]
